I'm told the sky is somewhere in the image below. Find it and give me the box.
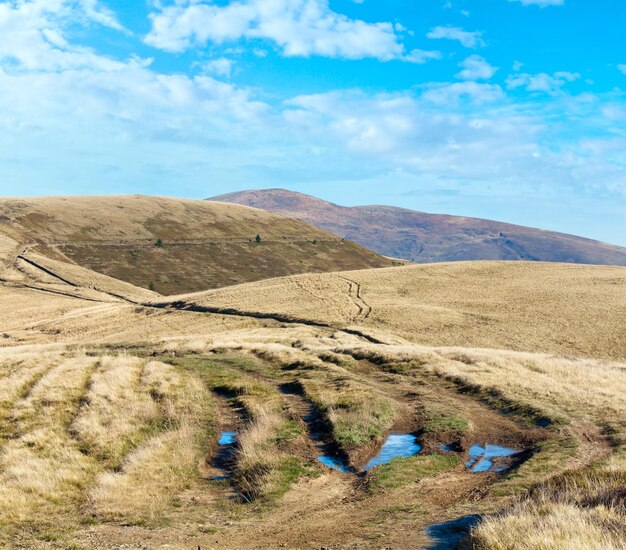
[1,0,626,245]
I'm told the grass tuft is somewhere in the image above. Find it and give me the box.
[369,454,459,492]
[423,412,469,435]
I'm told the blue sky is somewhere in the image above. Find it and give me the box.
[1,0,625,245]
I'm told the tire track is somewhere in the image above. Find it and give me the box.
[336,276,372,322]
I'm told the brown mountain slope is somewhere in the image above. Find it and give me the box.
[0,195,395,295]
[212,189,626,266]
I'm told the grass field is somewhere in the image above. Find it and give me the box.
[0,200,624,548]
[159,261,626,360]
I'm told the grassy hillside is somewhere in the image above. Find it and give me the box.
[0,195,395,294]
[213,189,626,266]
[160,261,626,361]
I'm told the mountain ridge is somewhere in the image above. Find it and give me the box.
[212,189,626,265]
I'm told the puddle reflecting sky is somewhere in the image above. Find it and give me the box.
[316,455,353,473]
[218,432,237,446]
[363,434,422,471]
[467,444,519,473]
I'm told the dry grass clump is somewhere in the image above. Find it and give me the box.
[234,409,311,504]
[369,454,460,493]
[247,343,326,371]
[0,354,98,540]
[88,374,214,524]
[473,471,626,550]
[71,355,162,467]
[0,352,58,423]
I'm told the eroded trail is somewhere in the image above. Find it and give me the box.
[166,348,554,548]
[278,381,354,473]
[203,390,247,500]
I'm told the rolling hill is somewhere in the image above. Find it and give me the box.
[212,189,626,266]
[0,195,396,295]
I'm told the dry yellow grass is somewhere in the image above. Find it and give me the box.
[0,284,258,347]
[0,353,98,534]
[88,372,213,524]
[473,472,626,550]
[0,348,217,544]
[19,251,159,302]
[71,355,162,466]
[167,261,626,360]
[0,195,328,242]
[477,503,626,550]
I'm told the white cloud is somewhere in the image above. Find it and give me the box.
[427,26,485,48]
[422,81,505,104]
[509,0,564,7]
[618,64,626,75]
[457,55,498,80]
[201,58,235,78]
[405,49,443,64]
[77,0,126,31]
[284,89,543,180]
[145,0,436,63]
[0,0,127,72]
[507,71,580,94]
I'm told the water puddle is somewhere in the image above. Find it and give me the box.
[426,514,481,549]
[317,455,353,473]
[466,444,519,473]
[210,431,239,481]
[363,434,422,471]
[209,475,231,481]
[218,431,237,445]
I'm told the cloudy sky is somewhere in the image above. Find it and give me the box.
[1,0,625,245]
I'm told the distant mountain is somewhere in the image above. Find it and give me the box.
[212,189,626,266]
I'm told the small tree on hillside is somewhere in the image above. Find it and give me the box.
[255,234,262,243]
[155,238,163,248]
[148,282,156,292]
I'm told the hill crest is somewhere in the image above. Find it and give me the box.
[212,189,626,266]
[0,195,395,295]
